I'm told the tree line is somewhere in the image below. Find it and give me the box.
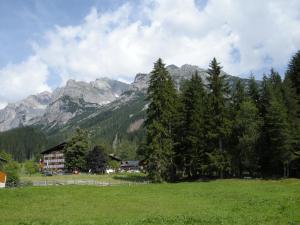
[141,51,300,182]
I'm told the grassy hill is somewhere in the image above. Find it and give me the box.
[0,179,299,225]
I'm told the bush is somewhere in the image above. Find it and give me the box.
[108,160,120,171]
[4,161,20,187]
[24,160,38,176]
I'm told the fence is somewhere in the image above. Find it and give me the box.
[30,179,149,187]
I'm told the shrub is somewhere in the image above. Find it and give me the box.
[4,161,20,187]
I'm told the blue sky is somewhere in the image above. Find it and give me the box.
[0,0,129,67]
[0,0,300,108]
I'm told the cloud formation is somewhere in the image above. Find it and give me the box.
[1,0,300,108]
[0,56,50,107]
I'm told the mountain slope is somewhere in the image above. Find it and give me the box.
[0,63,255,160]
[0,78,129,132]
[0,92,52,132]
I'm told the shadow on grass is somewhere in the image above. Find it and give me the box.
[112,173,149,183]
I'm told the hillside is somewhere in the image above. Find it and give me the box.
[0,64,253,161]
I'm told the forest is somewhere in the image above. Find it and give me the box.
[141,51,300,182]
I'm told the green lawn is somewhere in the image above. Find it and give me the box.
[0,179,299,225]
[20,173,148,184]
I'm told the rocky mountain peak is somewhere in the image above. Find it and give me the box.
[128,73,149,92]
[0,91,53,132]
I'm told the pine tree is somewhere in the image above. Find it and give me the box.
[283,76,300,154]
[177,72,207,178]
[264,97,292,176]
[234,100,261,176]
[269,68,284,100]
[232,80,246,112]
[64,128,89,172]
[230,80,247,176]
[206,58,231,178]
[259,71,293,177]
[145,58,177,182]
[286,50,300,97]
[283,53,300,175]
[248,74,260,108]
[86,145,108,174]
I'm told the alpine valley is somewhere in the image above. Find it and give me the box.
[0,64,251,161]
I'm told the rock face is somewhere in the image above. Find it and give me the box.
[127,73,149,92]
[40,78,129,126]
[126,64,210,93]
[0,64,244,132]
[167,64,209,87]
[0,92,52,131]
[0,78,129,131]
[52,78,128,105]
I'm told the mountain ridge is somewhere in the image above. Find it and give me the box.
[0,63,256,160]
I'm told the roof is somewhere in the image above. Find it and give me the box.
[108,154,122,161]
[41,142,67,154]
[121,160,140,167]
[0,157,7,163]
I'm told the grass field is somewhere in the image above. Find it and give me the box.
[20,173,149,185]
[0,179,299,225]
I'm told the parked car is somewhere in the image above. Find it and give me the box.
[43,171,53,176]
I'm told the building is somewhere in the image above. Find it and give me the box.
[0,157,7,188]
[41,143,66,172]
[120,160,140,171]
[0,171,7,188]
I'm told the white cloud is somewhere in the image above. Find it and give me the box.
[0,56,51,106]
[34,0,300,81]
[1,0,300,108]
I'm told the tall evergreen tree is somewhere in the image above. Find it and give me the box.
[232,80,246,111]
[86,145,108,174]
[230,80,247,176]
[234,100,261,176]
[177,72,207,178]
[64,128,89,172]
[283,76,300,155]
[259,71,293,176]
[286,50,300,97]
[248,74,260,107]
[206,58,231,177]
[269,68,284,100]
[145,58,177,182]
[284,51,300,175]
[264,97,292,176]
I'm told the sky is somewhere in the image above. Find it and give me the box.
[0,0,300,109]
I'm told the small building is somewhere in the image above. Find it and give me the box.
[41,143,66,172]
[0,171,7,188]
[120,160,140,171]
[0,157,7,188]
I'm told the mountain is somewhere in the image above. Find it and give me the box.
[0,64,254,161]
[38,78,129,128]
[37,64,252,155]
[0,91,52,132]
[0,78,129,132]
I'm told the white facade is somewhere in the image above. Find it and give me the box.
[43,151,65,170]
[0,173,6,188]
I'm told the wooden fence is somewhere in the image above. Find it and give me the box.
[30,179,149,186]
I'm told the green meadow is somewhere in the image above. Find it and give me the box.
[0,179,299,225]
